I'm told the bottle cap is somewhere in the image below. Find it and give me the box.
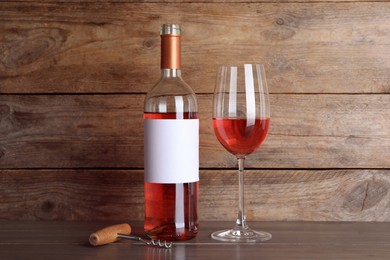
[161,24,181,35]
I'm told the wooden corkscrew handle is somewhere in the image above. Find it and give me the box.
[89,223,132,246]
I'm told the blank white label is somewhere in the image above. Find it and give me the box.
[144,119,199,183]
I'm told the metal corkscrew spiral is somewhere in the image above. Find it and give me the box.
[117,234,173,249]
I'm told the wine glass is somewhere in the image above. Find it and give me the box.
[211,63,272,242]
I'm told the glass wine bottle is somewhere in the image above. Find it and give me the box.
[143,24,199,241]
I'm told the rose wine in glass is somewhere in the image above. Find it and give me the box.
[211,63,272,242]
[213,118,270,155]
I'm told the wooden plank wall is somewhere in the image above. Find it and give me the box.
[0,1,389,222]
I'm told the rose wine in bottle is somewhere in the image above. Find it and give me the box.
[143,24,199,241]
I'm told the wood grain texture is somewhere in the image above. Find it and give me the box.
[1,221,390,260]
[1,94,389,169]
[1,0,390,224]
[4,0,390,3]
[0,169,389,221]
[3,221,390,246]
[1,2,390,94]
[0,169,144,221]
[201,170,390,222]
[1,221,390,259]
[0,94,142,168]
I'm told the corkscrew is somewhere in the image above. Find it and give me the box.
[89,223,172,249]
[117,233,172,249]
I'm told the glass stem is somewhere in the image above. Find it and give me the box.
[235,157,248,230]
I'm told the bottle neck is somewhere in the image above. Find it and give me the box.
[161,69,182,78]
[161,34,181,70]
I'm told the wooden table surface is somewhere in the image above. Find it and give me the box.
[0,221,389,259]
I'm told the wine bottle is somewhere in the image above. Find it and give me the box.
[143,24,199,241]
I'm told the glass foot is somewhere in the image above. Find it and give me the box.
[211,226,272,243]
